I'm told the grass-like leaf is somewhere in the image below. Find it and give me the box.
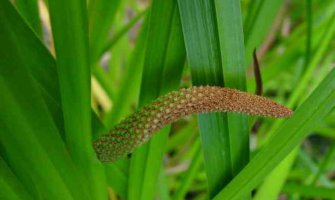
[14,0,42,37]
[88,0,122,63]
[244,0,284,65]
[0,1,92,198]
[254,11,335,200]
[128,1,185,199]
[48,0,107,199]
[178,0,231,196]
[214,67,335,200]
[0,157,34,200]
[214,0,249,179]
[282,182,335,199]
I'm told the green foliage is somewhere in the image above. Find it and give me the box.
[0,0,335,199]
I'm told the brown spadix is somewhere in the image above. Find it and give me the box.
[94,86,293,162]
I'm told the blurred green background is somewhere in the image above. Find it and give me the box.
[0,0,335,199]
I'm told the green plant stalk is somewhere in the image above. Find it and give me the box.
[48,0,107,199]
[213,67,335,200]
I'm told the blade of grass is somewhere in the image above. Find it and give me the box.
[213,67,335,200]
[92,66,116,102]
[0,0,106,137]
[88,0,122,63]
[178,0,231,197]
[0,48,86,200]
[0,157,34,200]
[214,0,249,179]
[102,7,151,198]
[305,0,312,68]
[0,1,92,198]
[99,8,147,59]
[254,11,335,200]
[14,0,42,37]
[128,1,186,199]
[103,12,150,127]
[158,168,171,200]
[297,149,333,186]
[309,143,335,185]
[48,0,107,199]
[166,119,198,152]
[88,0,124,105]
[172,141,202,200]
[104,163,128,199]
[0,85,75,200]
[282,182,335,199]
[244,0,284,65]
[248,1,335,90]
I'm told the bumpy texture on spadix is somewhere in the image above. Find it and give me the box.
[94,86,292,162]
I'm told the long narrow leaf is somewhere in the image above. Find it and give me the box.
[0,1,92,199]
[14,0,42,37]
[214,0,249,178]
[214,67,335,200]
[178,0,231,197]
[48,0,107,199]
[0,157,34,200]
[88,0,122,63]
[128,1,185,199]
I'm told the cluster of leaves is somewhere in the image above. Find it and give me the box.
[0,0,335,200]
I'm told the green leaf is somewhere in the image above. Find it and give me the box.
[0,157,34,200]
[88,0,122,63]
[103,10,150,127]
[282,182,335,199]
[214,0,249,179]
[48,0,107,199]
[213,67,335,200]
[244,0,284,65]
[178,0,231,196]
[172,141,203,200]
[128,1,185,199]
[0,1,92,199]
[14,0,42,37]
[104,162,128,199]
[99,8,148,59]
[0,0,106,137]
[254,10,335,200]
